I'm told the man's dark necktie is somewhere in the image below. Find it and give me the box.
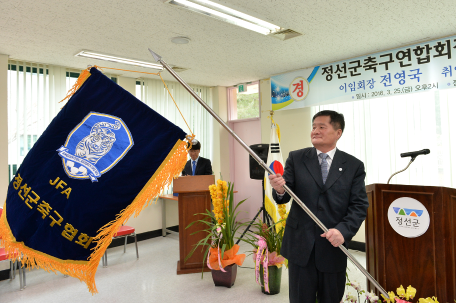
[319,153,329,184]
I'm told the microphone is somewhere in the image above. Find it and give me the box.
[400,149,430,158]
[387,149,430,184]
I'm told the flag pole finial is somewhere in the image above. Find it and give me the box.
[148,48,162,62]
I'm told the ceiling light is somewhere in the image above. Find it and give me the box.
[165,0,282,35]
[171,36,191,44]
[75,51,164,71]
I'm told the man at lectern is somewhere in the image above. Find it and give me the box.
[182,140,213,176]
[269,110,369,303]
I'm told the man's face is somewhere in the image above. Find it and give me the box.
[188,149,200,161]
[310,116,342,152]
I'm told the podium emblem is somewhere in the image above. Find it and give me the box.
[387,197,430,238]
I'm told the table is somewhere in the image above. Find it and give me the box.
[159,194,178,237]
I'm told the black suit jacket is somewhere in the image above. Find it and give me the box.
[273,147,369,273]
[183,157,213,176]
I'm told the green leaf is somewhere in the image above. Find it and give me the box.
[200,245,211,278]
[220,243,226,259]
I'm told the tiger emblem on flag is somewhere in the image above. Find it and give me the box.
[57,112,134,182]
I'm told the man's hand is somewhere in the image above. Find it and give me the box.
[321,229,345,247]
[268,174,286,194]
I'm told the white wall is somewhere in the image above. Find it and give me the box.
[210,86,230,181]
[0,55,8,204]
[0,54,9,270]
[117,76,136,96]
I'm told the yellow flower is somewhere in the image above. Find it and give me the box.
[405,285,416,300]
[418,297,439,303]
[389,291,396,301]
[210,179,231,224]
[382,291,396,303]
[397,285,405,297]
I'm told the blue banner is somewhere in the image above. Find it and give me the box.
[271,36,456,111]
[0,67,188,293]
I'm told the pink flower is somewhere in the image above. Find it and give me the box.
[255,235,267,248]
[267,251,285,267]
[350,281,361,291]
[252,250,285,267]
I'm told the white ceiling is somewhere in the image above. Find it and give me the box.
[1,0,456,87]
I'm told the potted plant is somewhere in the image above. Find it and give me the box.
[240,220,286,295]
[185,179,246,288]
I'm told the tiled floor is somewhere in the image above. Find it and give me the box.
[0,233,368,303]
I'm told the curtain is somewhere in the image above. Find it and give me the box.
[311,89,456,188]
[8,61,61,180]
[7,61,214,192]
[136,78,213,193]
[136,78,213,160]
[7,61,115,181]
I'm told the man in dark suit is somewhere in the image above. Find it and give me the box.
[182,140,213,176]
[269,110,369,303]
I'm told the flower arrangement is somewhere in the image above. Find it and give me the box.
[242,221,286,267]
[344,280,445,303]
[344,279,380,303]
[185,179,246,273]
[240,219,286,293]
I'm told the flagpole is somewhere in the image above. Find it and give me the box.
[148,49,389,298]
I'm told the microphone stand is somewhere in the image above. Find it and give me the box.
[387,156,416,184]
[235,178,272,245]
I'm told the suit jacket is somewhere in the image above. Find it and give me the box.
[183,156,213,176]
[273,147,369,273]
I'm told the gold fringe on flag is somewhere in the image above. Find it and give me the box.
[59,68,91,103]
[0,139,188,294]
[0,67,190,294]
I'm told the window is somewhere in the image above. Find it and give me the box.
[135,79,213,193]
[7,61,117,181]
[310,89,456,188]
[19,134,37,156]
[228,82,260,120]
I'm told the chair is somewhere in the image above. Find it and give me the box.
[102,225,138,267]
[0,208,26,290]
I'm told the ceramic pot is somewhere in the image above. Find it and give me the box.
[211,264,237,288]
[260,265,282,295]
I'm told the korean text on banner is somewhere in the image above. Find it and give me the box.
[0,67,188,294]
[271,36,456,111]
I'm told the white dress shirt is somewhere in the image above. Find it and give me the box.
[316,147,336,171]
[276,147,337,198]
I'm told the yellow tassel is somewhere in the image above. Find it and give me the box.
[275,122,281,143]
[0,139,188,294]
[59,68,92,104]
[269,116,281,143]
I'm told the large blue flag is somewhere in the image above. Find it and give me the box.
[0,67,188,293]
